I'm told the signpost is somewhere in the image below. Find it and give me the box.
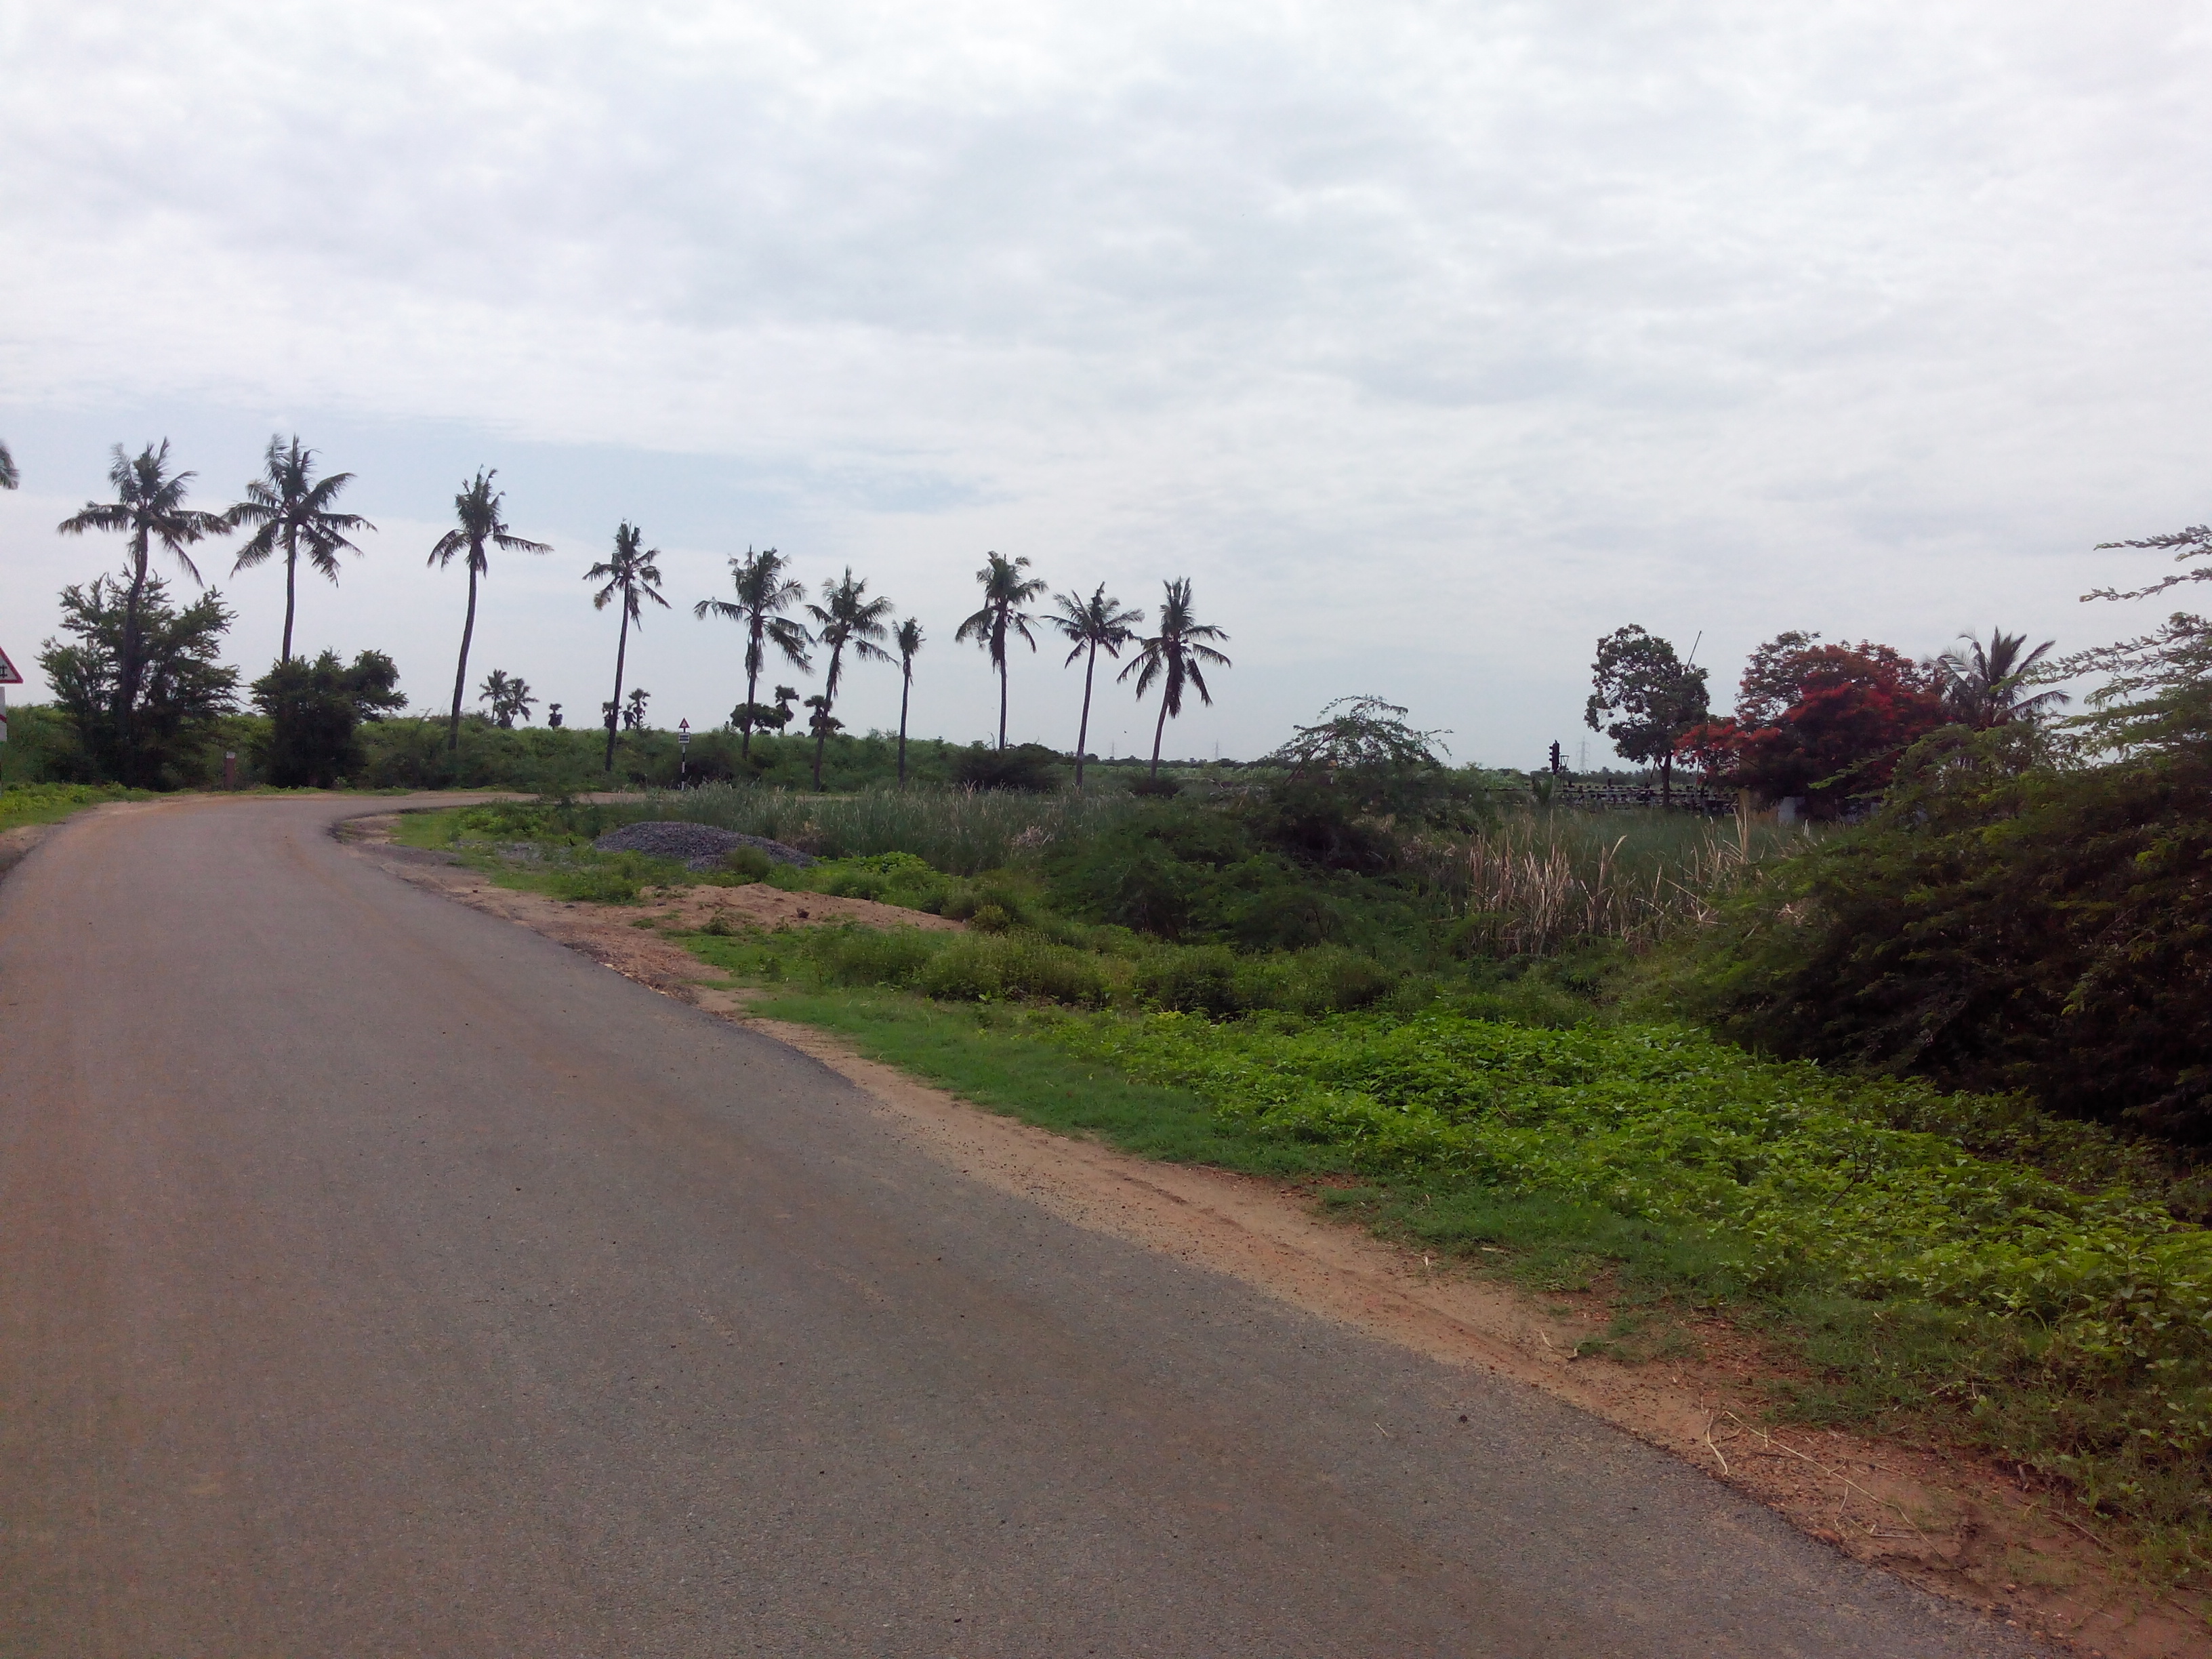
[677,718,691,787]
[0,642,22,746]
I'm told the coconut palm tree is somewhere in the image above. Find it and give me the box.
[1119,577,1231,780]
[955,551,1046,750]
[586,521,670,771]
[694,546,814,760]
[0,441,17,489]
[803,569,894,790]
[1049,583,1144,788]
[428,469,551,751]
[893,617,924,787]
[56,441,231,779]
[228,434,375,663]
[478,668,536,727]
[1939,628,2070,729]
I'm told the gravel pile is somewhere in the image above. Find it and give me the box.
[592,821,817,872]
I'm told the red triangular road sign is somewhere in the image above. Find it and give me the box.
[0,645,20,686]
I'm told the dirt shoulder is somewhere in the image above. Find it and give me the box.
[341,810,2198,1659]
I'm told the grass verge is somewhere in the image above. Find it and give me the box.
[678,920,2212,1580]
[0,782,154,832]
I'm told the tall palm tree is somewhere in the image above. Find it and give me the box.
[1049,583,1144,788]
[955,551,1046,750]
[1119,577,1231,780]
[228,434,375,663]
[1940,628,2070,728]
[694,546,814,759]
[428,469,551,751]
[893,617,924,787]
[586,521,670,771]
[478,668,536,727]
[0,441,17,489]
[56,441,230,776]
[803,569,894,790]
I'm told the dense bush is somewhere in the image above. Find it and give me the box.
[38,573,240,787]
[251,649,405,787]
[949,741,1063,792]
[1656,726,2212,1142]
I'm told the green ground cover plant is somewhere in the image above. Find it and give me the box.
[402,754,2212,1564]
[674,895,2212,1566]
[0,781,153,832]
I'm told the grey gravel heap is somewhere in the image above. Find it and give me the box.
[592,821,817,872]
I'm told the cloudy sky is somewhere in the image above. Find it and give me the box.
[3,1,2207,766]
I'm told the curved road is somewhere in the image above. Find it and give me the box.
[0,796,2045,1657]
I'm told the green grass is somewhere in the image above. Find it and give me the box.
[0,782,153,832]
[676,919,2212,1570]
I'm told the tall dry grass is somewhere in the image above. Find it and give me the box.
[1414,810,1802,956]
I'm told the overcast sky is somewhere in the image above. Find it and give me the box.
[3,1,2207,766]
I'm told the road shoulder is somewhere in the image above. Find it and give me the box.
[338,808,2190,1659]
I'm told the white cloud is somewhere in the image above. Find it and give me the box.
[3,0,2209,762]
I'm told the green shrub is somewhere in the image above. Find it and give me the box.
[1656,729,2212,1143]
[950,741,1063,793]
[968,902,1013,934]
[544,853,683,903]
[720,844,775,882]
[1135,944,1242,1015]
[918,934,1111,1006]
[1234,945,1395,1015]
[799,924,941,987]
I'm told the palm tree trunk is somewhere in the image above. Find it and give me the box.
[812,704,830,791]
[997,654,1009,750]
[281,525,300,663]
[1074,642,1099,788]
[897,665,912,787]
[118,541,149,783]
[447,563,479,752]
[741,630,762,761]
[1148,695,1170,779]
[605,598,632,773]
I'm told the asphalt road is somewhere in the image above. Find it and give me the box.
[0,796,2049,1658]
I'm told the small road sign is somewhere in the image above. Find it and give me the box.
[0,644,21,685]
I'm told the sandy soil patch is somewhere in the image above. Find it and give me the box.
[342,808,2202,1659]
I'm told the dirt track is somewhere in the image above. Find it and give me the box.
[1,793,2068,1656]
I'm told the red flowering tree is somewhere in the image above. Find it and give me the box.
[1677,632,1949,812]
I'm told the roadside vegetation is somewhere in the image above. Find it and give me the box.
[387,649,2212,1576]
[0,781,152,832]
[25,430,2212,1582]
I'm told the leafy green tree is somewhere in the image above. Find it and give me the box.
[1937,628,2067,729]
[428,469,550,751]
[730,684,799,736]
[956,552,1046,750]
[586,521,670,771]
[39,571,239,784]
[1049,583,1143,788]
[1583,624,1709,802]
[803,569,893,789]
[2062,523,2212,757]
[478,668,535,727]
[695,546,813,760]
[253,649,405,787]
[1120,577,1230,780]
[893,617,924,787]
[56,442,232,783]
[227,434,375,663]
